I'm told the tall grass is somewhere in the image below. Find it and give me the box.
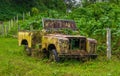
[0,38,120,76]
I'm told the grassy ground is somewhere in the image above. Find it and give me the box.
[0,37,120,76]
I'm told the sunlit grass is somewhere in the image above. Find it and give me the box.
[0,38,120,76]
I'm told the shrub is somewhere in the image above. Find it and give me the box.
[31,7,39,16]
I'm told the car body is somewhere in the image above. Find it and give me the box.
[18,19,97,62]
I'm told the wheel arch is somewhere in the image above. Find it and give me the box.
[48,44,56,51]
[48,44,60,62]
[20,39,31,47]
[21,39,28,45]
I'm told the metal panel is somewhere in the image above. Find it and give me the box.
[42,18,76,30]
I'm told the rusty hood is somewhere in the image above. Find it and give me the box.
[45,34,86,39]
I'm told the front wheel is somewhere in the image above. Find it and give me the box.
[49,49,59,62]
[24,45,31,56]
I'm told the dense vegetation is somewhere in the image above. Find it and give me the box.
[70,3,120,55]
[0,0,65,21]
[7,2,120,55]
[0,0,120,55]
[0,38,120,76]
[0,0,120,75]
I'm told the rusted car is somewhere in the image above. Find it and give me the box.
[18,19,97,62]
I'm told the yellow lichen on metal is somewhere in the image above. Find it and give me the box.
[18,31,32,47]
[42,35,61,53]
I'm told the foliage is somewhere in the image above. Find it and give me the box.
[68,2,120,54]
[30,21,41,30]
[5,2,120,54]
[1,2,120,75]
[0,0,66,21]
[1,2,120,54]
[31,7,39,16]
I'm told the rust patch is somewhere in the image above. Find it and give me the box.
[43,18,76,30]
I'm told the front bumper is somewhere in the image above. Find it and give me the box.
[85,54,98,59]
[58,54,98,59]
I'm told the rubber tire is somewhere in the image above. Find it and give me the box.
[42,49,49,58]
[49,49,59,62]
[24,45,31,56]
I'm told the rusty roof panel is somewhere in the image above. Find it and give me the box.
[42,18,76,30]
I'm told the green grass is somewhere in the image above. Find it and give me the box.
[0,37,120,76]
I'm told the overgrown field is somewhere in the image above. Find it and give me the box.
[0,37,120,76]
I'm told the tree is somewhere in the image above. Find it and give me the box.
[110,0,120,4]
